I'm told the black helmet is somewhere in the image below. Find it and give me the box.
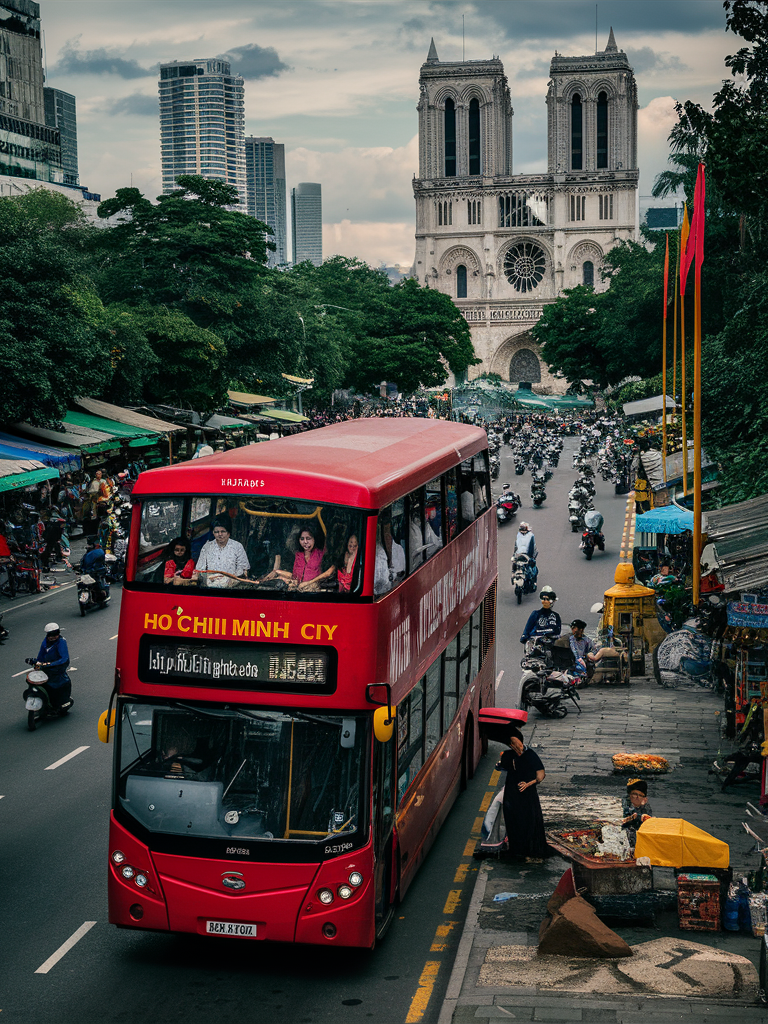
[570,619,587,630]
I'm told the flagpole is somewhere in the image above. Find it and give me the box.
[672,231,678,432]
[680,206,689,498]
[662,234,669,482]
[692,166,705,609]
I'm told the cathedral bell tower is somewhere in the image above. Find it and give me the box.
[412,32,638,392]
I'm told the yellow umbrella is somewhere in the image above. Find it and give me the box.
[634,817,729,869]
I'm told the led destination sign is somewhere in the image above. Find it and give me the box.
[138,636,335,694]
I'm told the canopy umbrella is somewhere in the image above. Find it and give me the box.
[634,817,729,869]
[635,505,694,535]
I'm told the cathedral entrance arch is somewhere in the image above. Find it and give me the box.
[490,331,545,385]
[509,347,541,385]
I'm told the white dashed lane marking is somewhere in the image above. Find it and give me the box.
[35,921,96,974]
[44,746,89,771]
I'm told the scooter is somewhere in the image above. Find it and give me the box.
[519,639,580,718]
[77,567,111,615]
[496,491,520,525]
[581,510,605,560]
[511,553,537,604]
[22,662,74,731]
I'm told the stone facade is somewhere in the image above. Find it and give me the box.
[412,31,639,392]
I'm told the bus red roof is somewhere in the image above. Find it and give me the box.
[132,419,488,508]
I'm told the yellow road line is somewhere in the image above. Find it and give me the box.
[463,839,476,857]
[430,920,457,952]
[443,889,462,914]
[478,790,494,813]
[453,862,469,885]
[405,961,440,1023]
[471,815,484,835]
[489,769,500,787]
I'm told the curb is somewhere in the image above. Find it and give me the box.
[437,859,489,1024]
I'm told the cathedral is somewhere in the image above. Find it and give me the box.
[412,31,639,392]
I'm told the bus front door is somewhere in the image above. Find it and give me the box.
[373,733,395,933]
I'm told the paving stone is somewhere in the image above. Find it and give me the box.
[531,1009,583,1022]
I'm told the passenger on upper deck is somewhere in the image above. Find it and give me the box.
[336,533,359,593]
[193,518,250,588]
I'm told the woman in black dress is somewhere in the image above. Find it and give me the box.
[496,728,547,860]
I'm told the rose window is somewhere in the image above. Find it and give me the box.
[503,242,546,293]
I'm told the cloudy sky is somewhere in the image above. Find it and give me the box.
[40,0,736,266]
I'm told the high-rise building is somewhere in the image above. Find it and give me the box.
[0,0,62,184]
[158,58,246,210]
[291,182,322,266]
[44,87,78,185]
[245,136,287,267]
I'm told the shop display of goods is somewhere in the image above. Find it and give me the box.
[611,753,670,773]
[549,825,632,862]
[678,873,721,932]
[596,825,632,861]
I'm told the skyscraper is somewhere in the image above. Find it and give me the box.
[0,0,63,184]
[291,182,322,266]
[158,58,246,210]
[245,136,287,267]
[44,87,78,185]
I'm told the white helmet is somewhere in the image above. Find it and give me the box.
[44,622,60,634]
[519,522,530,531]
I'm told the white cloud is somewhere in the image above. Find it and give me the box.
[324,220,414,267]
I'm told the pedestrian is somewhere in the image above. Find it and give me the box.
[621,778,653,848]
[496,728,547,862]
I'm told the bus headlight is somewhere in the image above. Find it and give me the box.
[111,851,125,864]
[348,871,363,887]
[121,866,135,880]
[135,873,148,888]
[337,885,353,900]
[317,888,334,905]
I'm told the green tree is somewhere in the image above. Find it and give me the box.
[0,192,111,424]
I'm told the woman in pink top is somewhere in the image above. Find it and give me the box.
[336,533,358,592]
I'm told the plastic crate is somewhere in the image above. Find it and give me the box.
[677,873,721,932]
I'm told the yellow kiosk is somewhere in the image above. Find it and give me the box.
[598,563,667,676]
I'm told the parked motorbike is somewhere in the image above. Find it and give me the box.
[22,662,74,731]
[77,567,111,615]
[511,552,537,604]
[519,639,580,718]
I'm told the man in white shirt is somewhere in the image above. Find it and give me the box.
[515,522,537,559]
[193,518,249,588]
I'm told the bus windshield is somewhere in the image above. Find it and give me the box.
[117,702,368,844]
[134,495,366,596]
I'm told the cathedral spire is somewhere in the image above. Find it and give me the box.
[605,26,618,52]
[427,38,439,63]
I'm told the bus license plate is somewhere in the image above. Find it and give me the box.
[206,920,257,938]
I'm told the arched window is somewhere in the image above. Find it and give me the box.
[456,264,467,298]
[571,94,582,170]
[597,92,608,169]
[583,260,594,287]
[445,98,456,177]
[468,98,480,175]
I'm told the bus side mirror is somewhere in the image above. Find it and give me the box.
[373,705,395,743]
[98,708,116,744]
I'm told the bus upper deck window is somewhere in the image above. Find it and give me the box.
[472,454,491,516]
[458,460,475,530]
[424,478,444,561]
[444,468,458,542]
[374,504,406,598]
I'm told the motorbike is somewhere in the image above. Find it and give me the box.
[496,492,519,525]
[511,552,537,604]
[77,566,111,615]
[514,461,526,476]
[581,510,605,560]
[0,612,8,643]
[22,662,74,731]
[519,639,580,718]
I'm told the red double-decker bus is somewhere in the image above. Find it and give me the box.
[103,418,510,948]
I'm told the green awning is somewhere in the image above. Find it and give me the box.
[0,457,57,493]
[262,409,309,423]
[11,421,122,454]
[64,410,160,443]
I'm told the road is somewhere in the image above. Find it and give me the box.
[0,435,629,1024]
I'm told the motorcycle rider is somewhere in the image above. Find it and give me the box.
[520,586,561,642]
[515,522,536,559]
[34,623,72,708]
[82,536,110,603]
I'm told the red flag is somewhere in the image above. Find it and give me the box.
[663,233,669,314]
[681,163,705,293]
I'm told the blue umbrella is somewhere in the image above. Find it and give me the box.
[635,505,694,535]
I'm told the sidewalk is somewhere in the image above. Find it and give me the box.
[439,675,766,1024]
